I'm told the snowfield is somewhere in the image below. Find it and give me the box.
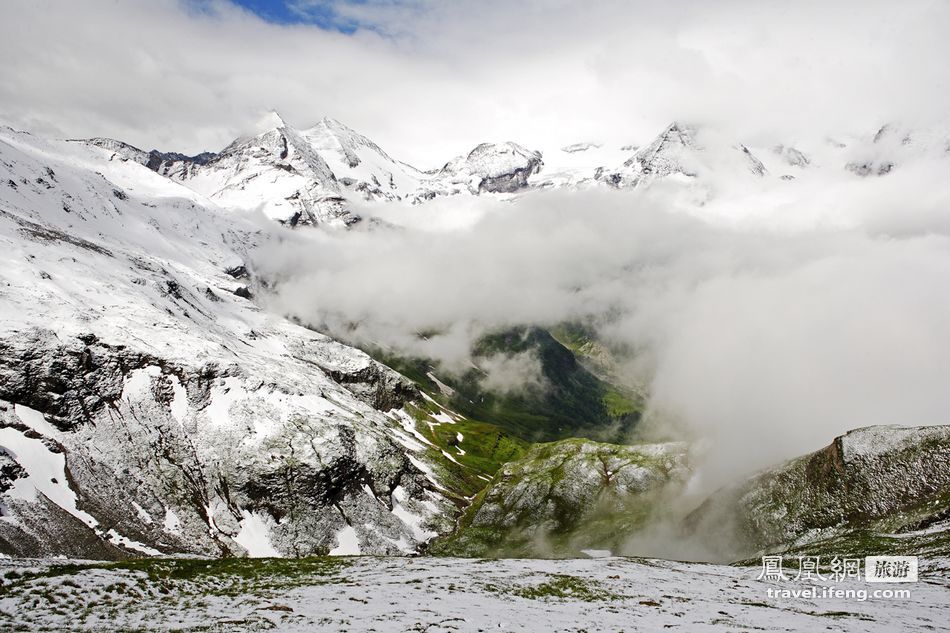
[0,555,947,632]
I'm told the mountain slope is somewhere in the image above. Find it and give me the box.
[600,122,768,189]
[300,117,426,202]
[687,424,950,561]
[433,438,688,557]
[0,126,475,558]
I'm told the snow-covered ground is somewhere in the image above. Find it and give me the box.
[0,556,946,632]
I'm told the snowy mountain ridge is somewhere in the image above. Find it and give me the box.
[70,116,950,230]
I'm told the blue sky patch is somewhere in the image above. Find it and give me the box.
[226,0,360,32]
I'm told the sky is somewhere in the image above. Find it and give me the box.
[1,0,949,166]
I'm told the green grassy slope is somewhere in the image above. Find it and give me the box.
[374,326,642,447]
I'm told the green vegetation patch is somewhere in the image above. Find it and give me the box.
[492,574,621,602]
[432,437,688,558]
[371,326,644,447]
[0,556,352,600]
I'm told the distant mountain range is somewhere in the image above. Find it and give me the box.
[74,115,950,228]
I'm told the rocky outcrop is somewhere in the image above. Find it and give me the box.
[772,144,810,168]
[687,425,950,560]
[0,329,456,559]
[289,336,420,411]
[845,160,894,177]
[433,438,689,557]
[77,138,216,176]
[427,142,543,196]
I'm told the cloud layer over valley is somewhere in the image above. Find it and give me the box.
[257,154,950,485]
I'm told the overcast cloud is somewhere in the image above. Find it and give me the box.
[1,0,949,165]
[255,154,950,485]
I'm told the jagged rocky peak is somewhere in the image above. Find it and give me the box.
[259,109,288,130]
[161,113,356,227]
[844,123,913,178]
[439,141,544,194]
[626,121,698,169]
[79,137,216,175]
[872,123,913,146]
[772,144,811,168]
[596,121,702,188]
[736,144,768,176]
[561,142,602,153]
[601,121,771,188]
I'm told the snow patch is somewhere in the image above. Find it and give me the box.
[13,404,59,437]
[582,549,613,558]
[234,510,282,558]
[163,508,183,535]
[0,427,98,528]
[168,375,188,423]
[123,366,162,401]
[106,529,161,556]
[329,525,361,556]
[425,372,456,397]
[206,378,247,427]
[131,501,153,524]
[391,486,437,544]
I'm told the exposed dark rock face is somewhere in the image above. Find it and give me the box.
[323,363,419,412]
[0,495,133,560]
[0,329,455,559]
[224,264,248,279]
[0,330,170,432]
[145,149,217,173]
[80,137,217,175]
[846,160,894,176]
[289,337,420,412]
[0,446,26,494]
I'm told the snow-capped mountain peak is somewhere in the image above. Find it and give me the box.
[301,116,424,201]
[436,141,544,194]
[167,117,353,227]
[255,109,289,133]
[598,121,771,189]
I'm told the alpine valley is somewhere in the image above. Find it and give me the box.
[1,115,948,632]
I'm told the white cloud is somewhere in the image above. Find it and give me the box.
[0,0,948,165]
[478,350,548,396]
[255,152,950,485]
